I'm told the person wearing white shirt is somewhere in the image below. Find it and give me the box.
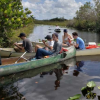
[56,25,60,29]
[35,35,54,52]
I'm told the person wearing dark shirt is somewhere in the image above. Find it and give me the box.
[14,33,33,53]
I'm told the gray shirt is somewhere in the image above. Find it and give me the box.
[51,40,62,56]
[23,39,33,53]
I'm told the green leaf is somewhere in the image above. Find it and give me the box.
[81,87,87,91]
[87,81,96,88]
[67,94,81,100]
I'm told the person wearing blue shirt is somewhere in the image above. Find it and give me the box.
[72,32,85,50]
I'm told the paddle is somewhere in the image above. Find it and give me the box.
[15,51,28,64]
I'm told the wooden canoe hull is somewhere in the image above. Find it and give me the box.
[0,48,35,57]
[0,46,76,76]
[0,58,76,86]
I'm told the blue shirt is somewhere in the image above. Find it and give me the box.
[76,37,85,50]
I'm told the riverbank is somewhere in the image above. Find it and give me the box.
[35,20,67,27]
[12,23,34,43]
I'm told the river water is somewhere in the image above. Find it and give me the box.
[0,25,100,100]
[28,24,100,43]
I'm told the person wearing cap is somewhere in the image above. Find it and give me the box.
[62,29,73,46]
[35,35,54,52]
[35,33,62,59]
[14,33,33,53]
[72,32,85,50]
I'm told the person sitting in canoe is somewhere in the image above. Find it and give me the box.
[14,33,33,53]
[56,25,60,29]
[72,32,85,50]
[62,29,73,46]
[35,33,62,59]
[35,35,54,52]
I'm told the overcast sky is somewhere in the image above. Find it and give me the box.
[22,0,92,20]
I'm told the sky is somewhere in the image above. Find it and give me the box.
[22,0,92,20]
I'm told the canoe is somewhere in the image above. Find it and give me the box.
[0,46,76,76]
[32,42,100,56]
[76,55,100,61]
[0,58,76,86]
[76,48,100,56]
[0,48,35,57]
[55,29,61,32]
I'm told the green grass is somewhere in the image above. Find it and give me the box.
[12,23,34,43]
[35,20,67,27]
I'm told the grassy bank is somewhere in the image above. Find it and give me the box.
[35,20,67,27]
[12,23,34,43]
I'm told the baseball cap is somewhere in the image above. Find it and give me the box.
[53,33,58,38]
[45,35,52,40]
[18,33,26,37]
[63,29,68,33]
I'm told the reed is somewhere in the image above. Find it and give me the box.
[12,23,34,43]
[35,20,67,27]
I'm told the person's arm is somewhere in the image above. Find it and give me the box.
[14,43,24,50]
[52,42,62,56]
[74,39,79,48]
[44,43,53,50]
[42,40,53,50]
[62,36,66,43]
[69,35,73,41]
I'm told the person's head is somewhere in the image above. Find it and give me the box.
[45,35,52,41]
[52,33,58,41]
[72,32,78,39]
[18,33,26,40]
[63,29,68,36]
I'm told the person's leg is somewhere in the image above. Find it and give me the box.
[36,48,52,59]
[62,43,68,47]
[35,45,43,52]
[76,47,80,49]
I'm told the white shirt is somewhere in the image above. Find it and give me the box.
[47,41,54,47]
[56,26,60,29]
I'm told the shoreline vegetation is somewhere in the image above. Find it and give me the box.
[0,0,34,47]
[12,23,34,43]
[0,22,34,48]
[35,20,67,27]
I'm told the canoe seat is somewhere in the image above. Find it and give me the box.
[59,48,68,54]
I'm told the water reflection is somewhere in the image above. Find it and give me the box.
[0,58,76,87]
[1,56,100,100]
[0,83,25,100]
[40,60,84,90]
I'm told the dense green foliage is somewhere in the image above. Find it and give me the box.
[48,17,67,21]
[67,0,100,32]
[0,0,34,47]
